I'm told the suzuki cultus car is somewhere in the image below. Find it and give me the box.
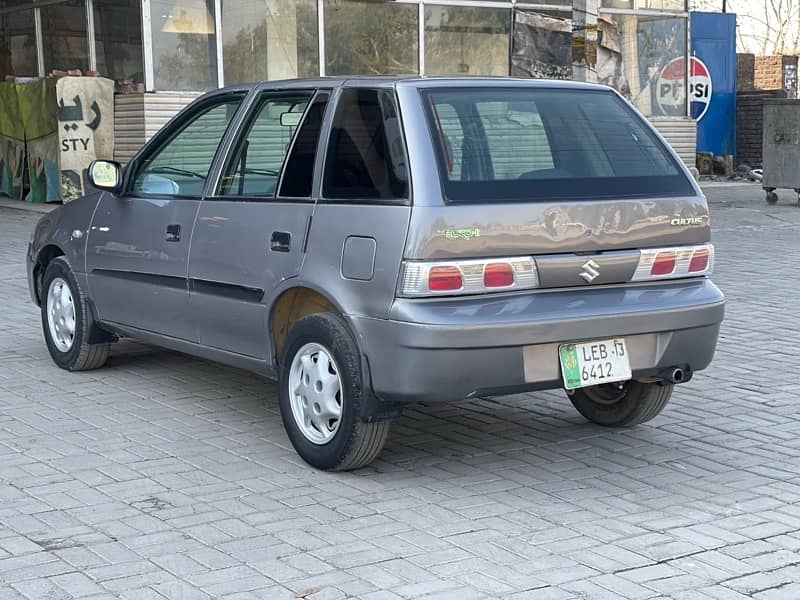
[28,77,724,470]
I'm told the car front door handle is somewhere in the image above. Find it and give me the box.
[270,231,291,253]
[166,224,181,242]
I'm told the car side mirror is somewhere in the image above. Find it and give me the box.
[88,160,122,193]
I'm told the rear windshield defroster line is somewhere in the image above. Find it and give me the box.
[421,87,695,203]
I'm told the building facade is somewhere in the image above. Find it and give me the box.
[1,0,695,166]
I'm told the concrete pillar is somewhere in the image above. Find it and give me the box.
[266,0,299,80]
[572,0,599,82]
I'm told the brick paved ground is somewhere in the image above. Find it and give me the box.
[1,182,799,600]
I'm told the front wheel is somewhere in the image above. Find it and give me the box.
[41,257,111,371]
[568,380,673,427]
[278,313,390,471]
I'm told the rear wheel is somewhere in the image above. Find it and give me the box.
[568,380,673,427]
[41,257,111,371]
[278,313,390,471]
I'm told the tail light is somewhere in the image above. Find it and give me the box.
[399,257,538,297]
[633,244,714,281]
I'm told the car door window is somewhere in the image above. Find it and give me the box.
[322,88,408,201]
[218,92,314,198]
[278,92,329,198]
[131,97,244,197]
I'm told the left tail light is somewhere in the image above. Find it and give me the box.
[398,257,539,297]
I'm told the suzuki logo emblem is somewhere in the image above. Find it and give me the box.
[580,259,601,283]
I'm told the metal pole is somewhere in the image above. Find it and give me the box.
[34,7,45,77]
[318,0,325,77]
[214,0,223,87]
[142,0,155,91]
[572,0,598,82]
[86,0,97,72]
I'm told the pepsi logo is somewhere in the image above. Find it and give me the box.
[656,56,713,121]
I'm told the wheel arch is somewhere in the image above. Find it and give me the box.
[269,284,344,365]
[33,244,66,305]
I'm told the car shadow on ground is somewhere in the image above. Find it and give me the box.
[96,339,661,476]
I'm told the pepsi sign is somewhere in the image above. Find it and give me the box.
[656,56,713,121]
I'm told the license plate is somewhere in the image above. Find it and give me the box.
[558,338,631,390]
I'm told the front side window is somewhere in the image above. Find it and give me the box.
[323,88,408,201]
[218,92,313,197]
[424,87,693,202]
[132,97,243,196]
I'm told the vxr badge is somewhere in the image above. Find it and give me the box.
[579,259,600,283]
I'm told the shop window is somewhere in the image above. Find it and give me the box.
[511,9,573,80]
[219,93,312,197]
[0,5,37,79]
[222,0,319,85]
[323,88,408,201]
[323,0,418,76]
[150,0,218,91]
[425,5,511,76]
[42,0,89,75]
[94,0,144,92]
[597,13,688,117]
[601,0,687,9]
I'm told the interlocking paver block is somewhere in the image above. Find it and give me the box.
[1,187,800,598]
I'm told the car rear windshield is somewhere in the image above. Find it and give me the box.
[422,88,695,203]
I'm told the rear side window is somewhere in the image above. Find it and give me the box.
[219,93,312,197]
[323,88,408,201]
[279,92,329,198]
[423,88,694,202]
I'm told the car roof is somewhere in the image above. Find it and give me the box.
[205,76,612,97]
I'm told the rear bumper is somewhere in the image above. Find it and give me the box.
[352,278,724,404]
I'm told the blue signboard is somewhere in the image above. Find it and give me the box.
[690,12,737,157]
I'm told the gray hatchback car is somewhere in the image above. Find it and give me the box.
[28,77,724,470]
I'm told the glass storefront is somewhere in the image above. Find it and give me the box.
[602,0,686,9]
[0,0,691,118]
[149,0,218,90]
[222,0,318,85]
[42,0,89,75]
[94,0,145,90]
[323,0,418,76]
[425,5,511,76]
[0,4,37,80]
[598,13,688,117]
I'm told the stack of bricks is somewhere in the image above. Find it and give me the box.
[753,55,797,91]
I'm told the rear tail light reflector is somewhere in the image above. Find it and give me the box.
[651,251,676,276]
[399,257,538,297]
[633,244,714,281]
[688,248,710,273]
[428,266,463,291]
[483,263,514,288]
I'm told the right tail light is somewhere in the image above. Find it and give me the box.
[633,244,714,281]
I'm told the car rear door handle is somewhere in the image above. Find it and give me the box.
[166,224,181,242]
[270,231,291,253]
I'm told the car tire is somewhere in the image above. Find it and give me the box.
[278,312,390,471]
[568,381,673,427]
[41,257,111,371]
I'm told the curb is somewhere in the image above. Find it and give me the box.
[0,198,59,214]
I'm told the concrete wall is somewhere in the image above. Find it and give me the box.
[737,53,755,92]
